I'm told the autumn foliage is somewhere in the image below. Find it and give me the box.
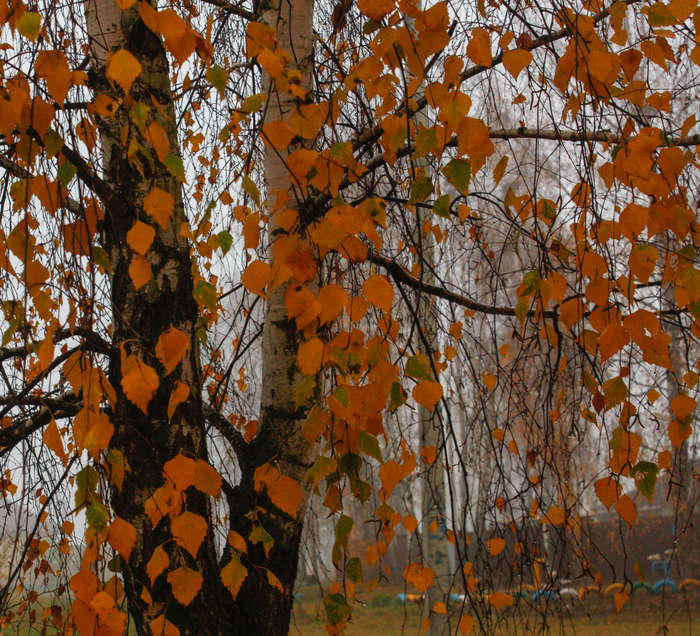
[0,0,699,633]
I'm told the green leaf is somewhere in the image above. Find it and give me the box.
[193,280,217,311]
[409,177,434,204]
[217,230,233,254]
[294,375,316,407]
[406,353,431,380]
[631,461,658,501]
[207,64,230,98]
[57,161,77,188]
[17,11,41,41]
[242,175,260,206]
[346,557,363,583]
[164,153,186,182]
[240,93,265,113]
[333,385,350,407]
[86,502,109,531]
[330,141,353,163]
[442,158,471,194]
[388,381,406,411]
[129,102,150,132]
[44,130,63,158]
[520,270,542,296]
[433,194,450,218]
[335,514,353,549]
[358,430,382,462]
[324,593,351,626]
[249,524,274,558]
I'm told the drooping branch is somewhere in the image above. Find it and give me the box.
[0,393,80,457]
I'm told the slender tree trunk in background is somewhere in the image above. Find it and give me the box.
[86,1,227,633]
[225,0,318,632]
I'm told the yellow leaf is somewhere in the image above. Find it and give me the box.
[193,459,222,498]
[502,49,532,79]
[129,254,152,289]
[241,260,271,297]
[297,337,323,375]
[167,566,202,607]
[254,464,302,518]
[156,327,190,374]
[146,545,169,585]
[107,517,137,561]
[171,511,207,557]
[221,555,248,600]
[126,220,156,255]
[167,381,190,419]
[106,49,142,93]
[17,11,41,41]
[144,187,174,229]
[487,537,506,556]
[362,274,393,313]
[121,353,159,414]
[412,380,443,411]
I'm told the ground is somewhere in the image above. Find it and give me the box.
[290,584,700,635]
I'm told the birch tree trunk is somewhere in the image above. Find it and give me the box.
[85,2,227,633]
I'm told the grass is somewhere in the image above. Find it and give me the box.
[290,585,700,635]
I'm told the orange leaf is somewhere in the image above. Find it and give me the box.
[150,614,181,636]
[502,49,532,79]
[297,337,323,375]
[357,0,395,20]
[129,254,152,289]
[163,453,198,492]
[107,517,137,561]
[404,562,434,593]
[458,615,474,634]
[193,459,222,498]
[671,393,696,419]
[362,274,394,312]
[220,555,248,600]
[167,381,190,419]
[467,28,492,67]
[489,592,514,610]
[127,220,156,255]
[482,373,497,389]
[241,260,271,297]
[254,464,302,518]
[167,566,203,607]
[156,327,190,374]
[170,511,207,557]
[412,380,442,411]
[146,121,170,163]
[42,418,67,463]
[146,545,169,585]
[317,283,348,324]
[594,477,621,510]
[541,506,566,525]
[487,537,506,556]
[263,120,295,149]
[144,187,175,230]
[402,514,418,534]
[628,244,657,283]
[106,49,142,93]
[614,494,637,527]
[121,354,159,414]
[614,588,629,612]
[228,531,247,553]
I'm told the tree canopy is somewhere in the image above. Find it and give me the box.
[0,0,699,633]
